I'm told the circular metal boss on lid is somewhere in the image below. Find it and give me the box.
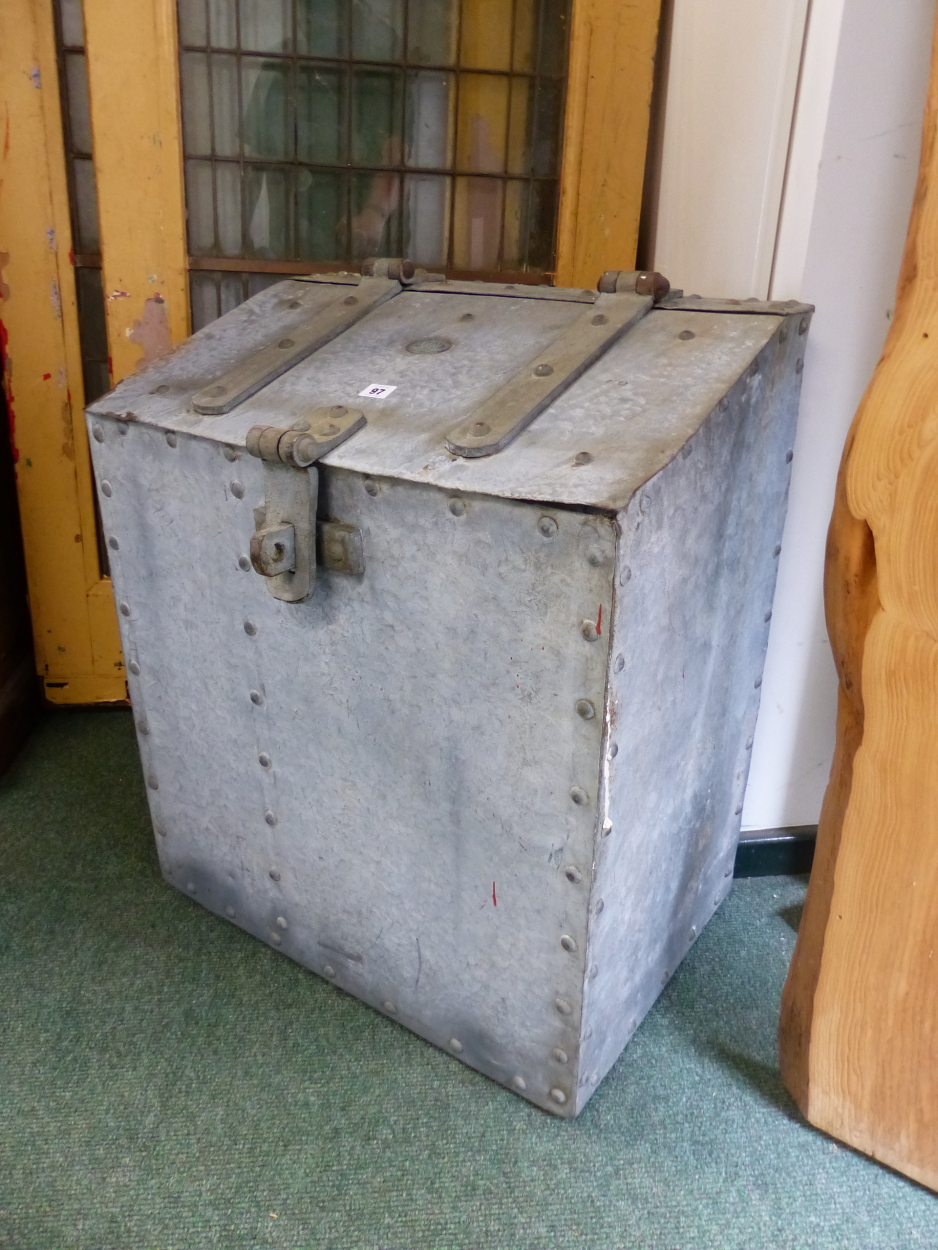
[405,337,453,355]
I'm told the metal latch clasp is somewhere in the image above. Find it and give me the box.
[245,405,366,603]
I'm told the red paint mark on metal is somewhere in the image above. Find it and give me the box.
[3,110,10,158]
[492,881,497,907]
[1,317,18,462]
[68,249,75,266]
[596,604,602,636]
[42,372,51,380]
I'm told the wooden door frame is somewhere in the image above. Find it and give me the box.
[2,0,661,704]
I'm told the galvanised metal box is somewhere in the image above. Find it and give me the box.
[86,267,810,1117]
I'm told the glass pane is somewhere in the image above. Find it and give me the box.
[530,77,564,177]
[407,0,455,65]
[58,0,85,47]
[405,71,452,169]
[506,76,530,176]
[245,166,293,256]
[351,0,403,63]
[177,0,207,46]
[297,65,345,165]
[239,0,291,53]
[65,53,93,154]
[73,158,100,252]
[512,0,537,73]
[403,173,448,266]
[208,0,237,48]
[351,171,401,258]
[75,266,109,401]
[215,162,242,254]
[537,0,569,77]
[297,170,344,259]
[185,159,216,252]
[180,53,212,155]
[190,271,221,330]
[460,0,511,72]
[297,0,346,58]
[525,178,557,269]
[247,272,285,299]
[351,70,404,167]
[502,178,527,267]
[211,54,240,157]
[456,74,509,174]
[221,272,246,314]
[452,175,503,270]
[242,59,292,160]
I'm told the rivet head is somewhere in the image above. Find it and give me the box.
[118,422,128,436]
[323,965,336,978]
[591,313,608,326]
[678,329,695,341]
[575,699,595,720]
[364,479,379,496]
[269,869,281,882]
[449,1037,463,1052]
[538,516,558,537]
[533,363,554,377]
[382,1000,396,1014]
[549,1087,567,1105]
[764,610,772,623]
[226,905,235,918]
[619,565,632,586]
[795,358,804,374]
[265,810,277,826]
[231,481,245,498]
[147,774,159,790]
[754,676,762,689]
[555,997,573,1016]
[589,965,598,981]
[586,548,604,567]
[137,718,149,736]
[92,425,105,442]
[238,555,251,571]
[343,295,358,306]
[276,916,287,930]
[128,660,141,675]
[278,338,295,350]
[470,420,490,436]
[745,737,754,750]
[570,787,588,807]
[270,932,282,944]
[785,450,794,463]
[602,818,613,836]
[244,620,257,636]
[607,743,618,759]
[258,753,272,769]
[108,536,119,551]
[639,492,652,514]
[552,1047,568,1064]
[448,498,466,516]
[735,804,743,815]
[250,690,264,706]
[459,312,474,322]
[560,935,577,953]
[799,316,809,335]
[166,432,177,448]
[773,544,782,558]
[512,1075,527,1091]
[594,898,604,915]
[564,865,583,884]
[290,419,311,432]
[223,446,238,461]
[573,451,593,466]
[613,654,624,674]
[207,385,226,397]
[100,480,113,496]
[580,620,598,642]
[119,602,131,616]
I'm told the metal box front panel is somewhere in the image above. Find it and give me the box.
[92,418,615,1113]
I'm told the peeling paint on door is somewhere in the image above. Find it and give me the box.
[127,295,171,370]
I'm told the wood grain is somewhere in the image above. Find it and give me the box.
[779,7,938,1192]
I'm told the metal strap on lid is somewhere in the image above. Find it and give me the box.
[445,291,652,458]
[191,275,400,415]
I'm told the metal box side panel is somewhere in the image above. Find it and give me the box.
[88,418,613,1115]
[575,319,805,1113]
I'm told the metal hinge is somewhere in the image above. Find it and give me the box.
[245,406,366,603]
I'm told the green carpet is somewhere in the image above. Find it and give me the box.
[0,712,934,1249]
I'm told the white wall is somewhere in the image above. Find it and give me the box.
[649,0,935,830]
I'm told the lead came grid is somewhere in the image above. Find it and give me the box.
[178,0,571,315]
